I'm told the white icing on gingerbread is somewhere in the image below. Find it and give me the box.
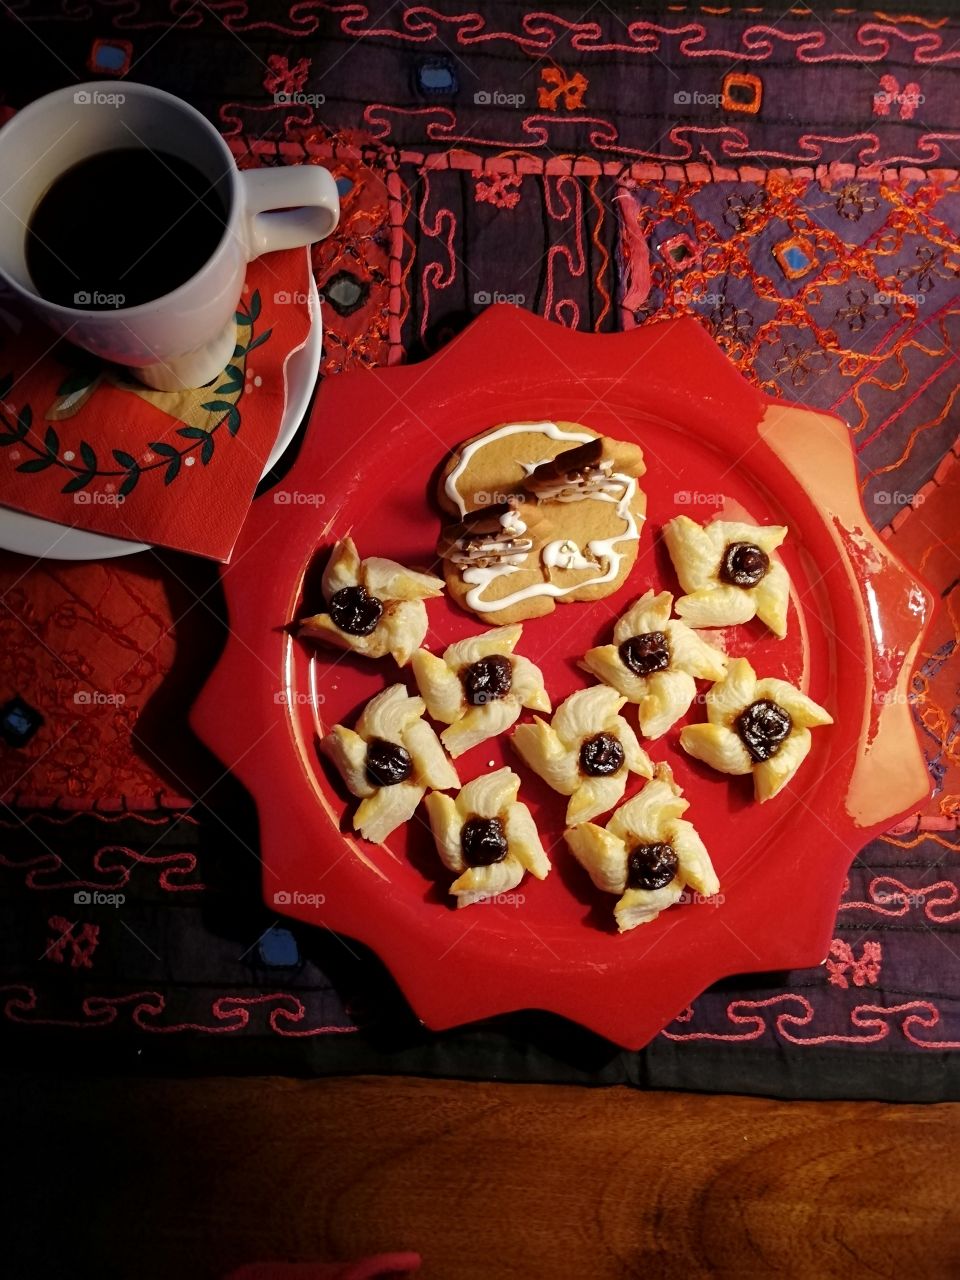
[444,421,593,516]
[444,421,643,615]
[463,473,643,613]
[542,539,598,571]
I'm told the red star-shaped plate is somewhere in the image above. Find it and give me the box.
[192,308,932,1049]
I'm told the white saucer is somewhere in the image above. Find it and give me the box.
[0,270,322,561]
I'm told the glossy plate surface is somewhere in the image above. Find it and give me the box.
[193,308,932,1049]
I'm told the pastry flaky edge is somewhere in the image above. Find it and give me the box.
[299,535,444,665]
[662,515,791,638]
[565,764,720,933]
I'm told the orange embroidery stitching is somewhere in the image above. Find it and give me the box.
[475,173,523,209]
[721,71,763,114]
[873,74,923,121]
[538,66,588,112]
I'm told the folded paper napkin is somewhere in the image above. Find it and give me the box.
[0,247,312,561]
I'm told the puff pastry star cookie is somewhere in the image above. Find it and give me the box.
[424,767,551,907]
[300,536,444,666]
[512,684,653,825]
[663,516,790,637]
[412,623,550,758]
[565,765,719,932]
[580,589,728,738]
[320,684,459,843]
[680,658,833,802]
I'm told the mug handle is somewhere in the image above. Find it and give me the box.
[239,165,340,259]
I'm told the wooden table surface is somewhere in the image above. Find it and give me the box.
[7,1073,960,1279]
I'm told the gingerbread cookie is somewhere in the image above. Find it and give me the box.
[437,422,646,624]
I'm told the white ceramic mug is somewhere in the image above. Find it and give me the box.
[0,81,339,390]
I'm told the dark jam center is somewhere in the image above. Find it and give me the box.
[364,738,413,787]
[735,698,793,763]
[625,842,679,891]
[579,732,625,777]
[462,655,513,706]
[618,630,670,677]
[328,585,383,636]
[719,542,769,588]
[461,816,509,866]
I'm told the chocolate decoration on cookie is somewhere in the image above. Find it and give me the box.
[625,842,679,891]
[328,585,383,636]
[527,438,604,485]
[461,816,509,866]
[364,738,414,787]
[579,732,625,777]
[461,655,513,706]
[736,698,793,762]
[444,500,533,570]
[527,437,615,499]
[619,630,670,676]
[719,542,769,588]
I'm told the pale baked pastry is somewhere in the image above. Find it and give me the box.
[411,623,550,758]
[300,536,444,665]
[662,516,790,637]
[565,764,719,932]
[679,658,833,802]
[580,589,728,738]
[512,685,653,825]
[424,767,551,906]
[320,684,459,843]
[437,422,647,624]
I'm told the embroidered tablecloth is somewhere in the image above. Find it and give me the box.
[1,1,959,1098]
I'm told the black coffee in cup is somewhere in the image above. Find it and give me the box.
[26,147,227,310]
